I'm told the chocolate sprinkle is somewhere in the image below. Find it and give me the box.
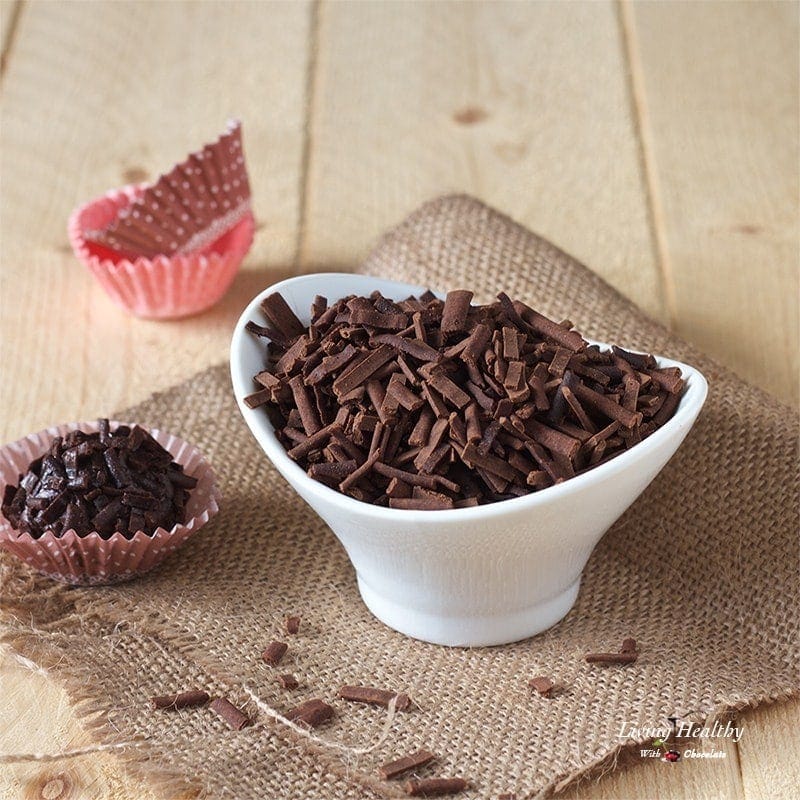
[277,673,299,690]
[404,777,468,796]
[528,676,555,697]
[262,641,288,666]
[585,651,638,665]
[338,685,412,710]
[246,291,684,509]
[285,698,335,728]
[150,690,210,710]
[285,615,301,634]
[209,697,251,730]
[379,750,437,780]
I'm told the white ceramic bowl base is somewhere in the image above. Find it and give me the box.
[231,274,708,647]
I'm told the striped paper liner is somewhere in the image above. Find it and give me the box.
[85,120,251,258]
[69,184,254,319]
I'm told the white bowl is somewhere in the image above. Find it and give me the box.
[230,273,707,647]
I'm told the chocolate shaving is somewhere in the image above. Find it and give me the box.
[261,292,305,340]
[150,690,210,710]
[571,382,642,429]
[585,651,638,664]
[441,290,473,338]
[388,379,425,412]
[261,641,288,666]
[285,698,334,728]
[528,676,555,697]
[404,777,468,796]
[333,345,395,397]
[461,442,518,482]
[427,373,471,409]
[379,750,437,780]
[339,685,412,710]
[285,615,301,635]
[209,697,251,730]
[277,673,299,690]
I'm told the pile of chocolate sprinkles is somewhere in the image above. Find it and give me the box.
[1,420,198,538]
[245,290,684,509]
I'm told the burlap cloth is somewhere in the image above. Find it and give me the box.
[2,195,798,799]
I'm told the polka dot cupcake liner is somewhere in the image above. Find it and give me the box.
[0,421,221,586]
[69,184,254,320]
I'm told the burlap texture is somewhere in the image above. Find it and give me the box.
[2,195,798,799]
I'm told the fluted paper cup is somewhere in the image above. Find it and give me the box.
[0,420,221,585]
[69,185,254,320]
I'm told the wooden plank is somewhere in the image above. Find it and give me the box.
[0,0,311,443]
[625,0,799,407]
[0,651,163,800]
[561,729,744,800]
[301,0,666,324]
[557,709,745,800]
[0,0,310,793]
[737,699,800,799]
[0,3,795,800]
[0,0,21,60]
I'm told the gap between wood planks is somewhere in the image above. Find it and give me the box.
[616,3,750,793]
[0,0,23,79]
[616,0,679,331]
[294,0,322,272]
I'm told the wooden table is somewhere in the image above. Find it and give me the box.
[1,2,797,798]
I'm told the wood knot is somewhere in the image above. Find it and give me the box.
[732,223,763,235]
[122,166,149,184]
[452,106,488,125]
[25,770,78,800]
[495,141,528,162]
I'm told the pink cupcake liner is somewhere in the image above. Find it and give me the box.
[69,184,254,320]
[0,420,221,585]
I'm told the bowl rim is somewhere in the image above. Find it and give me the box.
[230,272,708,522]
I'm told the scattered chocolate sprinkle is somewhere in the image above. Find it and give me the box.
[209,697,251,730]
[585,651,638,665]
[262,641,288,666]
[285,698,335,728]
[277,673,299,690]
[528,676,555,697]
[150,690,210,710]
[338,685,412,710]
[404,777,468,796]
[379,750,437,780]
[285,615,301,635]
[621,637,637,653]
[245,291,684,509]
[1,421,197,539]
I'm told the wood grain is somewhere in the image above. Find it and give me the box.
[0,650,163,800]
[1,0,798,798]
[0,0,311,443]
[738,699,800,799]
[301,0,667,322]
[0,0,21,71]
[561,721,744,800]
[625,0,800,407]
